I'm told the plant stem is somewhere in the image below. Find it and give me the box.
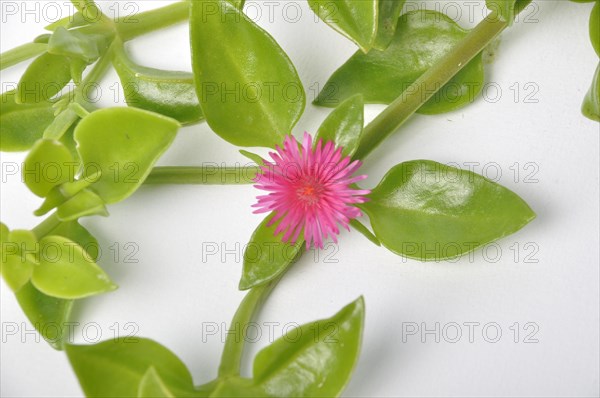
[31,213,61,239]
[353,12,508,161]
[0,42,47,70]
[115,1,190,41]
[218,278,280,377]
[144,166,259,185]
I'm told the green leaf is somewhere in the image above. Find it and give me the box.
[590,1,599,57]
[190,0,305,147]
[0,41,47,70]
[485,0,533,24]
[15,282,74,349]
[2,255,35,292]
[582,62,600,122]
[0,91,56,151]
[74,107,179,203]
[252,296,365,397]
[239,215,304,291]
[239,150,266,166]
[138,367,175,398]
[209,377,265,397]
[47,220,100,260]
[56,188,108,221]
[47,27,109,64]
[314,10,485,115]
[349,219,380,246]
[308,0,378,52]
[17,52,72,103]
[112,43,203,125]
[23,139,75,197]
[315,94,364,157]
[1,230,38,291]
[66,338,196,398]
[0,222,8,243]
[34,172,101,216]
[31,235,116,299]
[362,160,536,261]
[373,0,406,50]
[42,107,79,140]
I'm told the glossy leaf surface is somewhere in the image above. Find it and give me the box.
[17,52,71,103]
[190,0,305,147]
[0,91,55,151]
[74,107,179,203]
[112,45,203,125]
[315,94,364,157]
[252,296,365,397]
[66,338,196,397]
[308,0,378,52]
[240,215,304,290]
[314,10,484,115]
[362,160,536,260]
[31,235,116,298]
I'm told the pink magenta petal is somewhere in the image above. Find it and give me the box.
[252,133,370,249]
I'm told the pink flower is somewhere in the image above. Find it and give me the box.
[253,132,370,249]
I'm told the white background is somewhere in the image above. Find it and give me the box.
[1,1,599,397]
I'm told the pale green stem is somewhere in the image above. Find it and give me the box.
[144,166,259,185]
[218,278,280,377]
[0,42,47,70]
[31,213,61,239]
[353,11,508,160]
[115,1,190,41]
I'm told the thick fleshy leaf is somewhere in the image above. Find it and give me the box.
[314,10,484,115]
[252,297,365,397]
[315,94,364,157]
[138,367,175,398]
[34,172,101,216]
[0,222,8,243]
[209,378,265,397]
[0,91,56,151]
[190,0,305,147]
[56,189,108,221]
[47,27,110,64]
[66,338,196,397]
[239,215,304,291]
[582,63,600,122]
[590,1,600,57]
[308,0,378,52]
[362,160,536,260]
[1,230,38,292]
[23,139,75,197]
[74,107,179,203]
[17,52,71,103]
[2,255,35,292]
[48,220,99,260]
[485,0,533,24]
[15,282,74,349]
[112,44,203,125]
[373,0,406,50]
[31,235,116,299]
